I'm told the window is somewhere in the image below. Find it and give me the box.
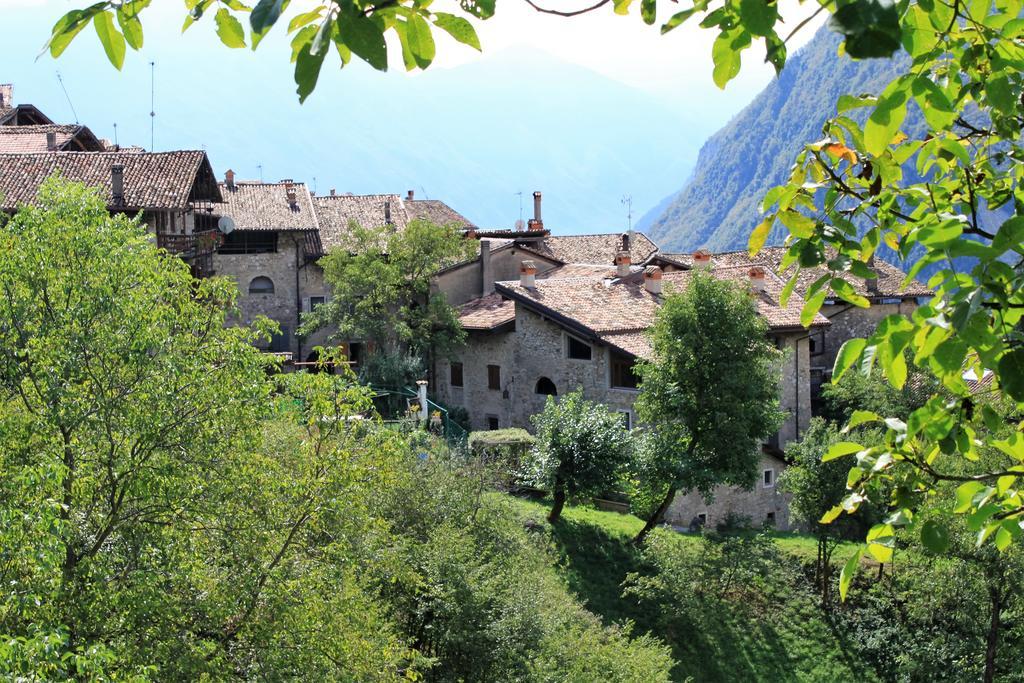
[619,411,632,430]
[450,362,464,388]
[487,415,500,430]
[487,364,501,391]
[268,325,290,353]
[610,351,639,389]
[218,231,278,254]
[535,377,557,395]
[766,511,776,527]
[248,276,275,294]
[567,335,593,360]
[763,469,775,488]
[309,295,326,310]
[809,331,825,357]
[697,513,707,525]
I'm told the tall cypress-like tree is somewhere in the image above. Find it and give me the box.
[632,272,783,544]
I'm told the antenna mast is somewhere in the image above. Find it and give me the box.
[149,61,156,151]
[516,191,523,221]
[113,122,118,149]
[257,164,263,183]
[621,195,633,233]
[56,71,79,124]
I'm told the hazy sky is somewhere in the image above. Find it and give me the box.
[0,0,826,231]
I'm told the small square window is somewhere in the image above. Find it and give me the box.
[487,364,501,391]
[487,415,500,430]
[763,469,774,488]
[450,362,464,388]
[766,511,776,527]
[309,295,326,310]
[567,336,592,360]
[697,513,707,525]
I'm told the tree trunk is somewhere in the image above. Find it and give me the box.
[633,487,677,545]
[548,476,566,523]
[984,586,1003,683]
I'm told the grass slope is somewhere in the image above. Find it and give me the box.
[506,496,876,682]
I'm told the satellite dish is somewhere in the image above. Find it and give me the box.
[217,216,236,234]
[514,219,525,231]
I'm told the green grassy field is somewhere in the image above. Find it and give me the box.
[504,496,878,682]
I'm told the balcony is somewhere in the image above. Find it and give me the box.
[157,229,223,259]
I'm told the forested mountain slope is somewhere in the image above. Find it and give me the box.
[639,27,906,252]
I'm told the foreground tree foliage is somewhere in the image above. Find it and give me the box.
[0,178,671,679]
[631,272,783,543]
[300,219,473,387]
[524,390,633,523]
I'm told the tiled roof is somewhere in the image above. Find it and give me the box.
[0,124,105,153]
[407,199,475,228]
[529,232,659,265]
[496,265,828,359]
[713,247,931,298]
[542,263,633,279]
[458,293,516,330]
[217,181,319,232]
[0,151,221,210]
[0,104,53,127]
[312,194,408,252]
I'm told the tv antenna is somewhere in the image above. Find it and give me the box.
[113,122,118,149]
[55,71,78,124]
[312,176,318,194]
[149,61,156,151]
[257,164,263,182]
[621,195,633,232]
[516,191,523,222]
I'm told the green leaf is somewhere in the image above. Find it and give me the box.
[839,546,863,601]
[93,11,127,70]
[824,441,864,462]
[116,8,144,50]
[779,273,797,307]
[837,93,877,112]
[215,8,247,48]
[993,216,1024,254]
[48,9,95,58]
[998,348,1024,402]
[833,338,867,381]
[828,0,902,58]
[778,210,817,238]
[866,523,895,563]
[405,14,436,69]
[845,409,881,431]
[711,29,749,89]
[251,0,289,48]
[337,10,387,71]
[614,0,635,15]
[433,13,481,51]
[661,7,699,33]
[921,520,949,552]
[955,481,985,513]
[911,76,956,130]
[739,0,776,36]
[821,503,845,524]
[294,31,328,102]
[459,0,496,19]
[801,289,827,328]
[288,9,324,33]
[748,216,773,256]
[831,278,870,308]
[864,77,910,156]
[641,0,657,24]
[986,74,1016,115]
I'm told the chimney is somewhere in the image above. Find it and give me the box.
[481,239,494,295]
[46,132,57,151]
[693,249,712,268]
[621,232,631,251]
[748,266,766,293]
[644,266,663,295]
[407,190,415,201]
[384,199,392,225]
[285,181,297,207]
[224,169,235,190]
[866,254,880,294]
[528,190,544,231]
[111,164,125,205]
[615,251,632,278]
[0,84,11,108]
[520,259,538,289]
[330,188,336,196]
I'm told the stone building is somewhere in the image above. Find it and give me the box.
[0,124,106,153]
[0,84,52,126]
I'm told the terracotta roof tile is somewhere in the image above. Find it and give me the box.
[712,247,931,298]
[458,293,516,330]
[0,124,104,153]
[217,181,319,232]
[496,264,829,359]
[528,232,659,265]
[407,199,475,228]
[312,194,408,252]
[0,151,221,210]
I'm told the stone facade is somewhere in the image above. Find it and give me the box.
[436,241,560,307]
[212,233,333,359]
[665,453,791,530]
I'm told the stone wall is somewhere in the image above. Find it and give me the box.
[775,333,812,447]
[436,245,561,306]
[665,454,792,530]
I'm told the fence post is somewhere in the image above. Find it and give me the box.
[416,379,429,423]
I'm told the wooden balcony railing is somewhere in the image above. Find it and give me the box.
[156,230,223,258]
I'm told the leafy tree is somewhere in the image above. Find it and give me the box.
[819,363,937,425]
[300,219,474,387]
[631,271,784,544]
[779,418,881,606]
[524,390,633,523]
[0,178,417,679]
